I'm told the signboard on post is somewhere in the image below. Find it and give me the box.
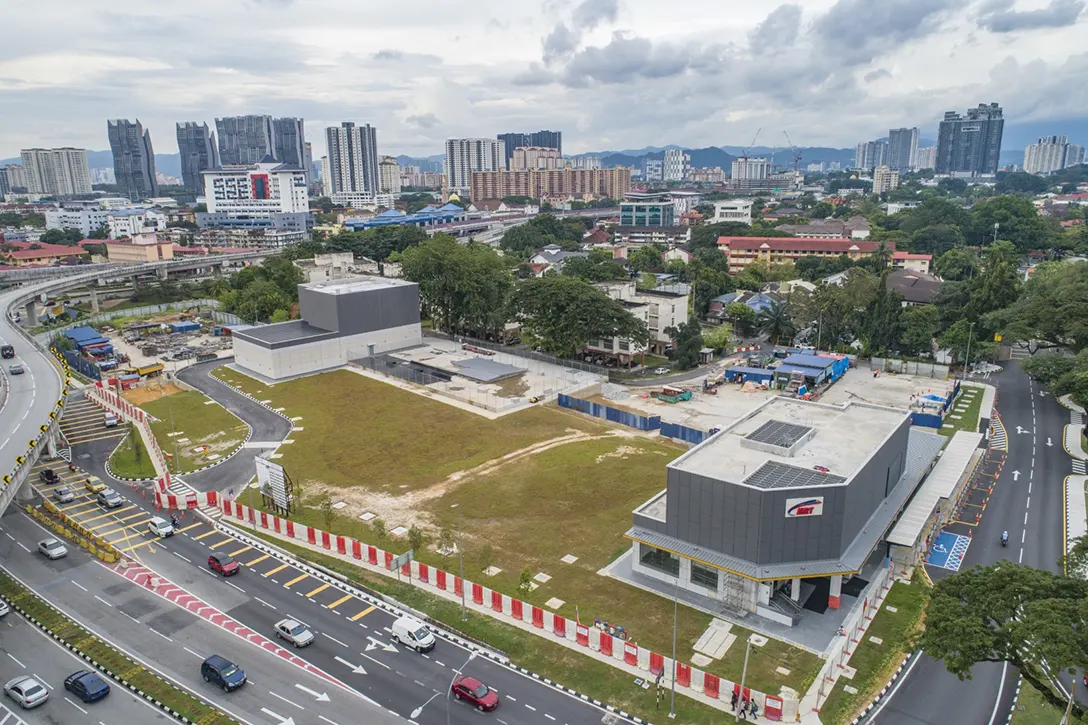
[255,456,292,516]
[391,550,415,581]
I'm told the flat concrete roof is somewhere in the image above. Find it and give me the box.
[302,275,415,295]
[232,320,338,349]
[452,357,526,383]
[671,397,908,488]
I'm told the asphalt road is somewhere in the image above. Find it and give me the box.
[176,359,293,492]
[869,362,1071,725]
[0,507,403,725]
[0,604,176,725]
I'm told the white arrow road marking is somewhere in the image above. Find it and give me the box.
[294,683,330,702]
[1013,470,1020,481]
[334,655,367,675]
[366,636,397,653]
[260,707,296,725]
[1046,437,1053,447]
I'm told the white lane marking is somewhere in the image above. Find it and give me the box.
[122,611,140,624]
[525,704,536,711]
[226,581,245,593]
[1019,548,1024,564]
[94,595,112,608]
[173,552,191,563]
[65,696,88,714]
[1026,497,1030,510]
[4,533,13,541]
[545,714,556,721]
[254,597,276,609]
[150,628,173,642]
[986,662,1010,725]
[318,717,342,725]
[360,652,391,670]
[268,691,304,710]
[507,695,517,702]
[1021,530,1026,543]
[867,653,922,721]
[1024,512,1029,526]
[6,653,25,668]
[16,543,29,553]
[321,632,348,648]
[35,675,52,689]
[183,646,204,658]
[70,580,88,592]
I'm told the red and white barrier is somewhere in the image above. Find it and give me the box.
[161,495,792,719]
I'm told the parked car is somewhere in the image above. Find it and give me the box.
[4,675,49,709]
[147,517,174,538]
[0,600,9,617]
[84,476,106,494]
[38,469,59,484]
[0,345,13,359]
[8,364,23,375]
[200,655,246,692]
[451,674,500,712]
[97,488,123,508]
[391,615,435,653]
[64,671,110,703]
[208,553,240,577]
[53,486,75,503]
[653,367,670,375]
[103,412,118,428]
[274,619,314,648]
[37,538,68,560]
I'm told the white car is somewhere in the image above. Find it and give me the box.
[274,619,314,647]
[38,538,68,560]
[0,600,9,617]
[103,412,118,428]
[4,675,48,709]
[653,367,671,375]
[147,517,175,538]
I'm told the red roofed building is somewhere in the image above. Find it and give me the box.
[716,236,894,274]
[891,251,932,274]
[0,242,88,267]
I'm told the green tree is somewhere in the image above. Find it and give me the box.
[372,518,387,543]
[899,305,941,356]
[665,318,704,369]
[40,228,85,245]
[810,201,834,219]
[317,492,336,531]
[400,236,512,336]
[934,248,979,281]
[1021,354,1075,384]
[628,244,663,273]
[407,525,424,554]
[910,225,966,256]
[993,262,1088,352]
[971,195,1052,252]
[701,325,731,351]
[995,171,1049,195]
[269,308,291,323]
[726,302,757,337]
[756,300,796,346]
[561,250,627,282]
[233,280,290,323]
[898,198,974,237]
[921,562,1088,716]
[508,276,649,357]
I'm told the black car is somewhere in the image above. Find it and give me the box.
[201,655,246,692]
[38,469,59,484]
[0,345,13,359]
[63,671,110,703]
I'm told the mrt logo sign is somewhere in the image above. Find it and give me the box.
[785,497,825,518]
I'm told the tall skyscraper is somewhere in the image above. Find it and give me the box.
[915,147,937,170]
[303,142,314,185]
[4,164,28,191]
[0,169,9,198]
[854,140,888,170]
[19,148,92,197]
[1023,136,1084,174]
[215,115,274,165]
[887,128,919,171]
[324,122,379,195]
[176,122,219,191]
[272,117,305,168]
[663,149,690,181]
[378,156,401,194]
[731,157,769,180]
[445,138,505,196]
[496,130,562,168]
[936,103,1004,176]
[872,166,900,194]
[107,119,158,201]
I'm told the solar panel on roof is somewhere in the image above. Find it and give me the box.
[745,420,812,449]
[743,460,846,490]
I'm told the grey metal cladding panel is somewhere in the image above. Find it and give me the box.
[337,284,421,336]
[300,286,340,332]
[841,419,910,546]
[711,483,725,553]
[633,512,667,534]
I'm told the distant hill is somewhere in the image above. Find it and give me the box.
[396,155,443,172]
[1,150,182,178]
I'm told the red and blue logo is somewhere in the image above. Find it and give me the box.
[786,498,824,517]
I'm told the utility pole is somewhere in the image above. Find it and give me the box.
[963,321,975,380]
[669,575,678,718]
[453,503,466,621]
[737,635,754,717]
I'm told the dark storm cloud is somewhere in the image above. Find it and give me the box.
[812,0,958,65]
[977,0,1085,32]
[542,22,581,63]
[405,113,439,129]
[558,33,723,87]
[747,3,803,53]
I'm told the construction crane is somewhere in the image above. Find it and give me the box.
[783,130,803,187]
[741,128,762,161]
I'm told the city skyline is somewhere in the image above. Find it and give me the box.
[3,0,1087,160]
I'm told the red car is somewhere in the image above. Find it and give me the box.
[208,553,240,577]
[451,675,499,712]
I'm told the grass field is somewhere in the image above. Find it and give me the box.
[138,390,248,473]
[108,425,158,479]
[0,570,237,725]
[819,580,928,725]
[941,386,984,437]
[211,367,609,493]
[214,365,821,695]
[1012,681,1084,725]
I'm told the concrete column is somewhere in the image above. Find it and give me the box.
[130,275,139,289]
[24,301,37,326]
[45,434,57,459]
[158,265,168,281]
[16,476,36,504]
[89,286,99,314]
[828,574,842,610]
[791,577,801,602]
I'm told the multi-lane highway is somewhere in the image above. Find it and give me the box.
[0,293,61,469]
[868,362,1073,725]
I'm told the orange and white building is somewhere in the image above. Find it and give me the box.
[716,236,893,275]
[891,251,932,274]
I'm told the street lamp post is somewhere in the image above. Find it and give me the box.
[963,321,976,380]
[737,635,755,716]
[447,651,477,725]
[669,575,679,719]
[452,503,466,621]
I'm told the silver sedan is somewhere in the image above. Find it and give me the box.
[274,618,314,647]
[4,675,49,709]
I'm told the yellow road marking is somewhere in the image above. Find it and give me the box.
[227,545,253,557]
[177,522,203,533]
[245,553,270,567]
[283,573,309,589]
[61,501,99,514]
[351,606,376,621]
[64,432,127,445]
[327,594,353,610]
[264,563,290,578]
[80,506,136,524]
[209,538,236,550]
[193,530,219,541]
[99,519,153,537]
[305,583,330,598]
[120,539,156,553]
[119,510,150,522]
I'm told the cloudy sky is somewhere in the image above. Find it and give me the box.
[3,0,1087,159]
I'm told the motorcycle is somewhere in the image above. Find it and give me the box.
[1001,532,1009,547]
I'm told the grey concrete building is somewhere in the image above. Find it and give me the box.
[626,397,943,626]
[233,276,422,380]
[887,127,919,171]
[936,103,1004,176]
[496,130,562,169]
[107,119,158,201]
[216,115,274,165]
[273,117,305,169]
[176,122,219,191]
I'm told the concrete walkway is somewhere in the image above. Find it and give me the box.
[1064,424,1088,461]
[1065,476,1088,562]
[1059,394,1087,415]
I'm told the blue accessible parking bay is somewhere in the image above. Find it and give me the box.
[926,531,971,571]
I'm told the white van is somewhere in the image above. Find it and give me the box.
[391,616,435,653]
[103,412,118,428]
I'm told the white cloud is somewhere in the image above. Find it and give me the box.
[1,0,1087,159]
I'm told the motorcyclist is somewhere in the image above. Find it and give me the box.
[1001,531,1009,546]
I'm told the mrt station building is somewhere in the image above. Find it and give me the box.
[627,397,943,626]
